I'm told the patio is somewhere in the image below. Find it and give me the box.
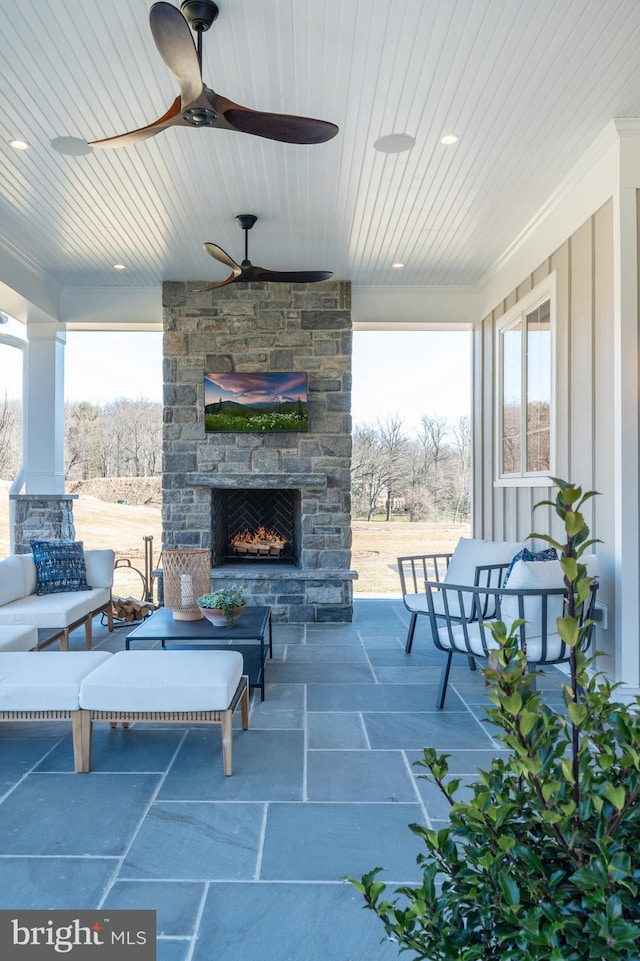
[0,597,570,961]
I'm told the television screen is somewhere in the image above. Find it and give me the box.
[204,372,308,432]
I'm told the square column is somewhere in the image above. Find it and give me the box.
[23,321,66,494]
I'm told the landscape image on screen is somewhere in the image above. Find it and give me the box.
[204,372,308,432]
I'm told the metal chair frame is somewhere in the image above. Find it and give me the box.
[423,578,599,709]
[397,552,510,653]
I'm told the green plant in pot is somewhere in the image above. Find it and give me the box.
[348,478,640,960]
[198,585,247,627]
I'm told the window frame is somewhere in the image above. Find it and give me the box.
[494,273,556,487]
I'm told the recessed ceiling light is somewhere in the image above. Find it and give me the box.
[113,263,127,270]
[50,136,92,156]
[440,134,459,145]
[9,139,29,151]
[392,262,405,269]
[373,133,416,154]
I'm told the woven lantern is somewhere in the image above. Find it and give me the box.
[162,549,211,620]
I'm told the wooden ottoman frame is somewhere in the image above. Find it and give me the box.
[74,674,249,776]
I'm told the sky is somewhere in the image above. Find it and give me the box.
[0,328,471,432]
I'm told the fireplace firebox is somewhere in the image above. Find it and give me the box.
[211,488,300,566]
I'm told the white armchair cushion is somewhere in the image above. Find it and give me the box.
[444,538,524,586]
[500,554,598,639]
[437,621,568,662]
[431,538,524,617]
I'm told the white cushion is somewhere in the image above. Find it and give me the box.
[437,538,524,616]
[80,650,244,713]
[84,550,115,589]
[0,651,113,710]
[444,538,524,586]
[0,625,38,652]
[437,622,567,662]
[0,556,26,606]
[17,554,37,596]
[500,554,598,639]
[0,587,110,628]
[404,540,525,618]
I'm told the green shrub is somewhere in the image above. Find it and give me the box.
[349,479,640,960]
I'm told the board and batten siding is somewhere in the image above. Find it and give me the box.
[473,199,615,670]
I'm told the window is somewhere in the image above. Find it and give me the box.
[497,276,555,482]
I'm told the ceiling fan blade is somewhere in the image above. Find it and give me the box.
[245,266,334,283]
[203,243,242,275]
[150,2,203,107]
[89,96,183,149]
[196,272,241,291]
[221,103,338,145]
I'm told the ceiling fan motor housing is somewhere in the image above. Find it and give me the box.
[180,1,219,32]
[236,214,258,231]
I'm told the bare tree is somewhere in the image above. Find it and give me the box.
[351,410,472,525]
[65,402,100,480]
[65,399,162,481]
[351,423,389,520]
[375,414,410,520]
[417,413,449,520]
[451,414,471,522]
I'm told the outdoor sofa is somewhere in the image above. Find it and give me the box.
[0,547,115,650]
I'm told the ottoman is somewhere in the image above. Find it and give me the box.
[0,651,114,770]
[78,650,249,775]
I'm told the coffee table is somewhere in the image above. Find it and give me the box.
[125,605,272,700]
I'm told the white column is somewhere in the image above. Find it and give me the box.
[612,121,640,689]
[23,321,66,494]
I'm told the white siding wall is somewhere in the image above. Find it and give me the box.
[473,200,616,670]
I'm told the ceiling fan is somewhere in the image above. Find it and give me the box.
[89,1,338,148]
[200,214,333,289]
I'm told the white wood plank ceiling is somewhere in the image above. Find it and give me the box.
[0,0,639,292]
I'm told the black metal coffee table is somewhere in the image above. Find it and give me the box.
[125,605,272,700]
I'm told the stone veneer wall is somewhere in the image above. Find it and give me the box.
[162,279,356,623]
[11,494,78,554]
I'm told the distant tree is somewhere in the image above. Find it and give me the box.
[64,398,162,481]
[352,424,388,521]
[417,413,449,520]
[351,410,471,524]
[65,401,100,480]
[451,415,471,522]
[375,414,410,521]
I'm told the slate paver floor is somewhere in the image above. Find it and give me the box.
[0,598,568,960]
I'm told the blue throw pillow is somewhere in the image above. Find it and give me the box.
[502,546,558,587]
[30,540,92,595]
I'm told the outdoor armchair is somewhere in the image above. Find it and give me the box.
[423,555,599,708]
[397,538,523,653]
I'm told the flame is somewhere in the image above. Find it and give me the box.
[230,526,287,548]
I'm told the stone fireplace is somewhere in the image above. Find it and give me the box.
[161,279,356,622]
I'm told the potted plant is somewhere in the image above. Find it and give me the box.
[349,478,640,960]
[197,585,247,627]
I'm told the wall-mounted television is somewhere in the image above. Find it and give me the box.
[204,372,308,432]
